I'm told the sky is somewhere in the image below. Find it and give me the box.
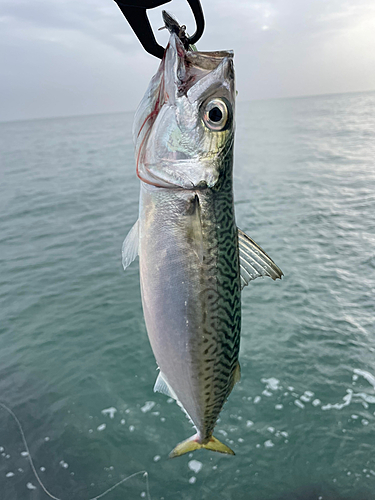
[1,0,375,122]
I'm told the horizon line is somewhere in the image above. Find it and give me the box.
[1,87,374,125]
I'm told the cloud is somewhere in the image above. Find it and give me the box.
[1,0,375,121]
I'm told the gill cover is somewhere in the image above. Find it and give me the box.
[133,33,235,189]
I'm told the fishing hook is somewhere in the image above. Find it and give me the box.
[114,0,205,58]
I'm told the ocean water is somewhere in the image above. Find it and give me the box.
[0,90,374,500]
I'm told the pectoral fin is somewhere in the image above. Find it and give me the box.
[238,228,283,289]
[122,220,139,270]
[186,194,204,263]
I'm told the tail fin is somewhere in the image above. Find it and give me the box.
[169,434,235,458]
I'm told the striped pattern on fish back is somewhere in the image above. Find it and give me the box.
[196,153,241,439]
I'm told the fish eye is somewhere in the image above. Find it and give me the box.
[203,99,229,131]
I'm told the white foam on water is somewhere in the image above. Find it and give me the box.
[238,438,244,443]
[267,427,275,433]
[294,400,305,409]
[261,378,280,391]
[97,423,106,431]
[189,476,196,484]
[140,401,155,413]
[40,467,46,472]
[321,389,353,410]
[362,419,369,425]
[262,390,272,397]
[312,399,321,406]
[26,482,37,490]
[121,419,126,424]
[101,407,117,419]
[0,446,4,452]
[21,451,29,457]
[254,396,261,404]
[246,420,254,427]
[59,461,69,469]
[44,436,50,442]
[6,472,15,477]
[353,369,375,389]
[141,492,146,498]
[188,460,203,474]
[264,440,274,448]
[153,455,161,462]
[129,425,135,432]
[218,429,228,437]
[300,395,311,403]
[356,392,375,404]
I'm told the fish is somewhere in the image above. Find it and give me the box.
[122,30,283,458]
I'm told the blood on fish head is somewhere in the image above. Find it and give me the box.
[133,33,235,189]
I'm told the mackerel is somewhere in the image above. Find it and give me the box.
[123,31,283,457]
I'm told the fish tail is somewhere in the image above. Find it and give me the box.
[169,434,235,458]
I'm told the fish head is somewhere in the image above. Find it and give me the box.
[133,34,235,189]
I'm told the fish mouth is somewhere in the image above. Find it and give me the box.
[165,35,234,99]
[133,33,235,189]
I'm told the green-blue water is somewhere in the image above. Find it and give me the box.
[1,90,375,500]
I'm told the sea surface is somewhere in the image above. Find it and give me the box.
[0,90,375,500]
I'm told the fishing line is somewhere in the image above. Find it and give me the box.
[0,402,151,500]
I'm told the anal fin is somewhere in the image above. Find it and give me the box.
[227,362,241,397]
[154,372,177,400]
[233,362,241,385]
